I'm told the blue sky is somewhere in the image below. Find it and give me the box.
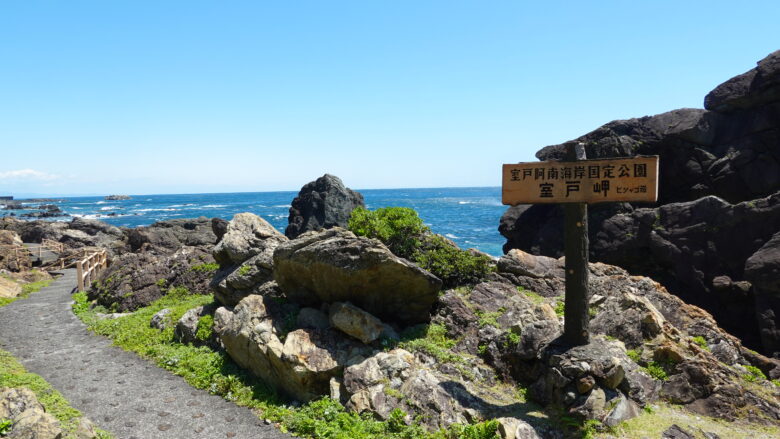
[1,1,778,196]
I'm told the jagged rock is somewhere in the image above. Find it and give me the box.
[745,230,780,355]
[0,277,21,299]
[89,246,215,311]
[211,217,229,242]
[150,308,172,329]
[0,387,63,439]
[174,303,219,346]
[209,213,288,306]
[285,174,365,239]
[497,249,564,279]
[500,51,780,356]
[496,417,541,439]
[329,302,384,344]
[213,294,367,402]
[0,230,30,272]
[273,228,442,324]
[126,217,217,253]
[662,424,695,439]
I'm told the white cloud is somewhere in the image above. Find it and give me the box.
[0,169,59,181]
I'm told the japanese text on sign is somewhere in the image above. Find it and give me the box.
[502,156,658,205]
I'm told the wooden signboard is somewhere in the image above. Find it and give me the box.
[502,156,659,205]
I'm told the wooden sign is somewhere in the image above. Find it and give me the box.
[502,156,659,205]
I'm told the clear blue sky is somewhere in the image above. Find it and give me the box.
[1,1,778,196]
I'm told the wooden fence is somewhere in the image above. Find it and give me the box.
[76,249,108,292]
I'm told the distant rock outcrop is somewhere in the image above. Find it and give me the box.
[285,174,365,239]
[500,49,780,355]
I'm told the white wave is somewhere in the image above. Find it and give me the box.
[96,201,106,204]
[445,233,459,239]
[272,204,291,208]
[169,203,195,208]
[100,206,118,211]
[201,204,226,208]
[458,201,472,205]
[134,208,179,212]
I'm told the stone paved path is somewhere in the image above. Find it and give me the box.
[0,269,290,439]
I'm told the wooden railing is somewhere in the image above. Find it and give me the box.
[76,249,108,292]
[42,239,65,253]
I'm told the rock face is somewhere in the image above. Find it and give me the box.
[474,251,780,425]
[285,174,365,239]
[0,387,63,439]
[0,216,125,254]
[273,228,442,324]
[209,213,288,306]
[213,294,369,402]
[126,217,217,253]
[0,230,30,272]
[500,50,780,355]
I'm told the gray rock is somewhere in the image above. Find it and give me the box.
[150,308,172,329]
[174,304,219,346]
[662,424,695,439]
[0,387,63,439]
[285,174,365,239]
[329,302,385,344]
[273,228,442,324]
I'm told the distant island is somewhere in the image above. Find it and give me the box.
[104,195,131,200]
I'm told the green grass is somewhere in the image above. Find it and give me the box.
[643,362,668,381]
[475,309,503,328]
[0,348,113,438]
[742,365,767,383]
[191,262,219,273]
[554,301,565,317]
[0,276,53,308]
[196,314,214,342]
[71,292,501,439]
[691,336,710,351]
[238,264,252,276]
[517,287,546,305]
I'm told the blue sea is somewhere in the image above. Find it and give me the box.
[4,187,508,256]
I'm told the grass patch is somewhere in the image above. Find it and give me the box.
[238,264,252,276]
[643,362,668,381]
[196,314,214,342]
[517,287,546,305]
[0,276,53,308]
[475,309,503,328]
[691,336,710,351]
[554,301,565,317]
[191,262,219,273]
[0,348,113,438]
[71,292,501,439]
[742,365,767,383]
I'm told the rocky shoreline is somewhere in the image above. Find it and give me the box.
[2,170,779,438]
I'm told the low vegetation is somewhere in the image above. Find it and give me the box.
[0,348,112,438]
[348,207,494,287]
[0,273,52,308]
[72,292,502,439]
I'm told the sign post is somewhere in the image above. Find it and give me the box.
[502,143,659,346]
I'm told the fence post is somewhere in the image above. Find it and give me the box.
[77,260,84,292]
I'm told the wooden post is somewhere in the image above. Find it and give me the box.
[77,260,84,292]
[563,142,590,345]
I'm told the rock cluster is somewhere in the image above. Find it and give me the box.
[0,387,99,438]
[500,50,780,356]
[285,174,365,239]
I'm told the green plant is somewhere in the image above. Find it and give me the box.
[0,277,53,308]
[626,349,641,363]
[238,264,252,276]
[191,262,219,273]
[644,362,668,381]
[505,331,521,348]
[166,286,190,299]
[413,235,495,287]
[554,301,565,317]
[518,287,545,305]
[196,315,214,342]
[398,323,461,365]
[156,278,168,288]
[478,344,488,356]
[475,309,503,328]
[691,336,710,351]
[349,207,494,287]
[743,365,767,383]
[0,418,12,436]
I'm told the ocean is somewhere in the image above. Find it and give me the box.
[3,187,508,256]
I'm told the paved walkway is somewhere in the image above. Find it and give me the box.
[23,242,58,266]
[0,269,290,439]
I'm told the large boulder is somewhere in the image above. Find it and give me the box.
[213,294,368,402]
[745,231,780,355]
[273,228,442,324]
[209,213,288,306]
[89,246,216,311]
[500,50,780,355]
[0,387,63,439]
[0,230,30,272]
[285,174,365,239]
[125,217,218,253]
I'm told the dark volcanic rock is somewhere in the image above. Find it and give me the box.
[500,50,780,355]
[745,231,780,355]
[285,174,365,239]
[125,217,218,253]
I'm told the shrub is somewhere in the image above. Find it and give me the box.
[196,315,214,342]
[691,336,709,351]
[348,207,494,287]
[644,362,668,381]
[191,263,219,273]
[743,365,767,383]
[348,207,427,259]
[413,235,494,287]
